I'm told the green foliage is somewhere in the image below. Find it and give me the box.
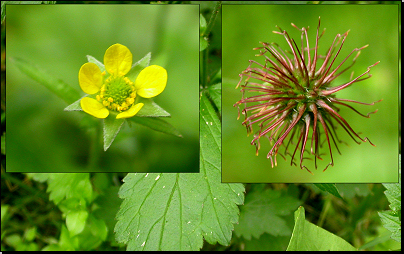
[287,206,357,251]
[33,173,93,205]
[378,159,401,243]
[378,211,401,243]
[23,173,109,251]
[234,188,300,240]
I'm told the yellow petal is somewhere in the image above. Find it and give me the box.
[80,97,109,119]
[79,63,103,94]
[135,65,167,98]
[104,44,132,76]
[116,103,144,119]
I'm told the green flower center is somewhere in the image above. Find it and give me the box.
[96,75,136,112]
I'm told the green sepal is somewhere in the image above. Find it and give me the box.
[86,55,105,73]
[103,113,125,151]
[64,94,98,112]
[126,52,151,82]
[128,117,182,138]
[135,97,171,117]
[64,97,84,111]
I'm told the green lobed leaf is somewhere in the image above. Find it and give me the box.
[234,188,301,240]
[128,117,182,138]
[378,211,401,243]
[103,114,125,151]
[44,173,93,205]
[135,97,171,117]
[58,198,88,215]
[286,206,357,251]
[114,94,245,251]
[11,57,81,104]
[382,182,402,213]
[382,159,401,213]
[379,158,401,243]
[314,183,343,199]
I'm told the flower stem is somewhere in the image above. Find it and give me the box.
[87,121,102,170]
[200,1,221,89]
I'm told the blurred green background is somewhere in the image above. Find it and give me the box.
[222,4,399,183]
[6,4,199,173]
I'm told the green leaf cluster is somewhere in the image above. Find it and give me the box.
[26,173,108,251]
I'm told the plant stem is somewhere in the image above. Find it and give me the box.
[201,1,221,38]
[200,1,221,89]
[201,46,209,88]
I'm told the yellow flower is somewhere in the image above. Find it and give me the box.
[78,44,167,119]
